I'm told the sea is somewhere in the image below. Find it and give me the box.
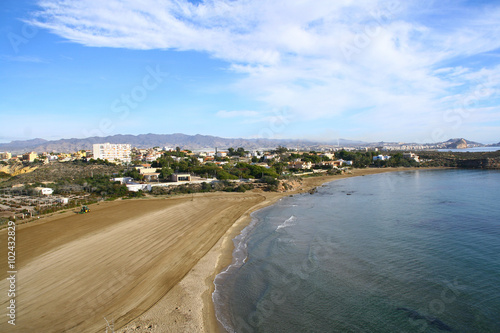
[436,147,500,153]
[213,169,500,333]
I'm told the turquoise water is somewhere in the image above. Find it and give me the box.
[213,169,500,332]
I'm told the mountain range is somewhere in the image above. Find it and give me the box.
[0,134,490,153]
[0,133,336,153]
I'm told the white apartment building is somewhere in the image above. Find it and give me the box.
[373,155,391,161]
[403,152,420,162]
[92,143,131,163]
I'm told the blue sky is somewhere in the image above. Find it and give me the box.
[1,0,500,144]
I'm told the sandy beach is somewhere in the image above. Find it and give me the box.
[0,167,430,332]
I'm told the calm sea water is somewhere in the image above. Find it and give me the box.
[437,147,500,152]
[213,169,500,333]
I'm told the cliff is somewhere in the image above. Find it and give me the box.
[0,163,38,176]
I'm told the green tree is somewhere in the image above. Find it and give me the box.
[159,167,174,179]
[274,146,288,154]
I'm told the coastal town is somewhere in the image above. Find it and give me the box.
[0,142,426,222]
[3,1,500,332]
[2,139,500,225]
[2,139,498,332]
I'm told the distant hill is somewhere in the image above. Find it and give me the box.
[443,138,483,149]
[0,133,327,153]
[0,134,489,153]
[0,138,49,151]
[445,138,468,149]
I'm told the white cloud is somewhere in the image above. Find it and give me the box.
[29,0,500,141]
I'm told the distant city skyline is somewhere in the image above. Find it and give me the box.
[1,0,500,144]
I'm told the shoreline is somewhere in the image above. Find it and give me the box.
[118,167,442,332]
[207,167,443,332]
[0,167,443,332]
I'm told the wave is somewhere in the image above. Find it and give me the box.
[212,212,263,333]
[276,215,297,231]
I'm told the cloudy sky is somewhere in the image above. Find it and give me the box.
[1,0,500,144]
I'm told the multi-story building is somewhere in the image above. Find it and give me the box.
[22,151,38,162]
[403,152,420,162]
[288,161,313,169]
[92,143,131,163]
[373,155,391,161]
[320,153,335,160]
[216,151,228,158]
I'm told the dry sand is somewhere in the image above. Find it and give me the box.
[0,167,432,332]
